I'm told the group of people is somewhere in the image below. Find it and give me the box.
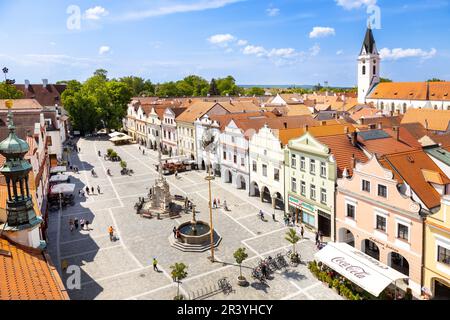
[69,217,90,231]
[283,214,297,227]
[212,198,228,211]
[80,185,102,196]
[172,226,181,239]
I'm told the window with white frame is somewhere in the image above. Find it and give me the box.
[291,177,297,193]
[362,179,371,192]
[291,154,297,168]
[397,223,409,241]
[346,204,355,219]
[320,162,326,178]
[300,157,306,171]
[376,215,386,232]
[274,168,280,181]
[310,159,316,174]
[378,184,387,198]
[320,188,327,204]
[300,181,306,196]
[223,151,227,160]
[262,164,267,176]
[437,246,450,265]
[241,157,245,166]
[310,184,316,200]
[252,161,257,172]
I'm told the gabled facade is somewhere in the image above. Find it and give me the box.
[249,124,285,209]
[336,156,424,295]
[161,108,178,156]
[194,115,221,174]
[424,195,450,299]
[220,120,251,192]
[358,26,380,104]
[285,132,337,240]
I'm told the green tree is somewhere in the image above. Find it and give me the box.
[120,160,127,169]
[380,78,393,83]
[156,81,179,97]
[285,228,301,254]
[216,76,244,96]
[182,75,209,96]
[233,248,248,279]
[427,78,444,82]
[244,87,265,96]
[170,262,188,300]
[93,68,109,80]
[208,78,220,96]
[0,82,24,99]
[119,76,155,97]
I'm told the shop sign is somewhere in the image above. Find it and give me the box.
[369,237,399,253]
[289,195,315,212]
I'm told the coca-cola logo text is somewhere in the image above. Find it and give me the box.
[331,257,371,279]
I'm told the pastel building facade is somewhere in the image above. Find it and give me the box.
[336,156,424,295]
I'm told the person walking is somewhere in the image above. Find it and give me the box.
[85,220,90,231]
[108,226,114,241]
[173,227,177,238]
[142,149,145,155]
[91,186,94,194]
[319,230,324,243]
[152,258,159,271]
[315,231,320,246]
[300,225,304,239]
[223,200,228,211]
[272,212,276,222]
[85,186,90,195]
[175,170,178,179]
[69,218,74,232]
[217,198,220,207]
[213,198,217,209]
[97,185,101,194]
[74,218,79,230]
[291,214,296,226]
[80,219,85,230]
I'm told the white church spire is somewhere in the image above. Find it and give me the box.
[358,25,380,104]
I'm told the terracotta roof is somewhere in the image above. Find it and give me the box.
[220,101,260,113]
[233,115,318,140]
[383,127,423,149]
[350,107,381,121]
[176,102,222,123]
[316,134,369,177]
[401,109,450,132]
[279,123,356,145]
[14,84,66,107]
[209,111,277,131]
[380,150,450,210]
[0,237,68,300]
[368,82,450,101]
[356,130,416,156]
[0,99,43,110]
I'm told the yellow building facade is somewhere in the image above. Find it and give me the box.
[424,195,450,299]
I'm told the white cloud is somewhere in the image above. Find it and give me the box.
[84,6,109,20]
[99,46,111,55]
[119,0,245,21]
[266,7,280,17]
[336,50,344,55]
[225,48,234,53]
[379,47,437,60]
[208,34,235,46]
[243,45,267,57]
[309,27,335,39]
[237,39,248,46]
[335,0,377,10]
[309,44,321,56]
[268,48,296,58]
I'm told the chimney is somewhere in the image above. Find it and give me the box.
[25,79,30,90]
[344,126,349,134]
[378,122,382,129]
[394,126,400,141]
[350,154,356,171]
[305,125,309,132]
[351,131,357,147]
[321,121,326,126]
[42,79,48,87]
[284,122,287,129]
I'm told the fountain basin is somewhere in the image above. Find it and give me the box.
[178,221,211,245]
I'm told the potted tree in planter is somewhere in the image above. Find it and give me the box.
[170,262,188,300]
[233,247,249,287]
[285,228,301,265]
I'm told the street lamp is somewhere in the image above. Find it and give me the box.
[205,168,215,262]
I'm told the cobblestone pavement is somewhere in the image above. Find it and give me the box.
[47,137,342,300]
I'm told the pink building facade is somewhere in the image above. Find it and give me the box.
[336,156,423,295]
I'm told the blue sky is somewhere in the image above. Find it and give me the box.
[0,0,449,86]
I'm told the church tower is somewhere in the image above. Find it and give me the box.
[357,25,380,103]
[0,100,43,248]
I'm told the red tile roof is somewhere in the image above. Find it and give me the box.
[0,237,68,300]
[380,150,450,210]
[316,134,369,177]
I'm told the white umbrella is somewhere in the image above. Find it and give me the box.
[50,183,76,195]
[49,174,70,183]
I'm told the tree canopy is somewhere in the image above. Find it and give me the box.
[118,76,155,97]
[61,70,132,134]
[427,78,444,82]
[0,82,24,99]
